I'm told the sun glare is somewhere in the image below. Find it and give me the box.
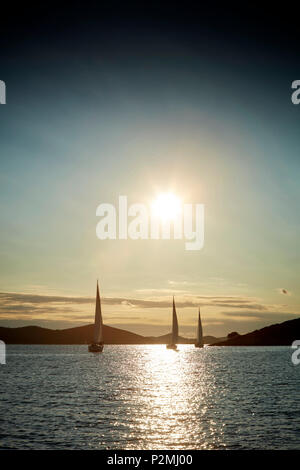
[151,193,182,221]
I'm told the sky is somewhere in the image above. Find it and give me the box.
[0,4,300,337]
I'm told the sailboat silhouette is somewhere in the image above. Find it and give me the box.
[88,281,104,353]
[166,296,178,350]
[195,307,204,348]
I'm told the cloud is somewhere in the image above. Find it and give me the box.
[136,288,188,294]
[221,311,299,322]
[0,291,270,315]
[0,292,93,304]
[168,280,196,286]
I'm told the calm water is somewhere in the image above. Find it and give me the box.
[0,345,299,449]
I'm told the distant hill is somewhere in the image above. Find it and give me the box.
[146,333,225,344]
[0,324,222,345]
[210,317,300,346]
[0,324,145,345]
[1,317,299,346]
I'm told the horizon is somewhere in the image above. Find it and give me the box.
[1,311,299,341]
[0,288,299,338]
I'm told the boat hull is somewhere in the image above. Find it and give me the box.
[88,343,104,353]
[166,344,177,350]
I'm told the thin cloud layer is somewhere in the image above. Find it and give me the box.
[221,311,299,321]
[0,291,269,314]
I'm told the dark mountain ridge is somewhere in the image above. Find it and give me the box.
[210,317,300,346]
[2,317,298,345]
[0,324,222,345]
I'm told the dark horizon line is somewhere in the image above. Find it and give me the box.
[1,314,299,339]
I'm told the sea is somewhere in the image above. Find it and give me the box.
[0,345,299,449]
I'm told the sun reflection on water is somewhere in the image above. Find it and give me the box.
[122,345,226,449]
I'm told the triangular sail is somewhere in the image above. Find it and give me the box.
[172,296,178,344]
[93,281,103,343]
[197,307,203,347]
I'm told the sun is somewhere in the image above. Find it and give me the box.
[151,193,182,221]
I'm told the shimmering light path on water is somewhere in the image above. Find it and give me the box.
[0,345,299,449]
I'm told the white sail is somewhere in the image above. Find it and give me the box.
[93,281,103,344]
[197,307,203,347]
[172,296,178,344]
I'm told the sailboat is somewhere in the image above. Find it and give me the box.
[195,307,204,348]
[167,296,178,350]
[88,281,104,353]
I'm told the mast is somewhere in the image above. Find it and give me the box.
[93,280,103,344]
[197,307,203,347]
[172,296,178,344]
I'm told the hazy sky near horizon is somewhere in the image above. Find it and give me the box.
[0,5,300,337]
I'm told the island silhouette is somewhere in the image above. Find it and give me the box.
[0,317,299,345]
